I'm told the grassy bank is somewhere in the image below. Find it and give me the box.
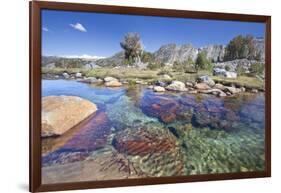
[212,76,264,90]
[42,67,264,90]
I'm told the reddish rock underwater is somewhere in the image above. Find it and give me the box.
[41,80,266,183]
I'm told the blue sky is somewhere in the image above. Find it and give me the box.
[42,10,265,57]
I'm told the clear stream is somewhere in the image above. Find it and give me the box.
[42,79,265,180]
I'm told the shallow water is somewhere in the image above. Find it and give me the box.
[41,80,265,183]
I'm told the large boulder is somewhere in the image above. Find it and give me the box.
[104,80,122,87]
[196,75,215,87]
[166,81,188,92]
[42,96,98,137]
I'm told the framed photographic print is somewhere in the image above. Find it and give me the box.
[30,1,271,192]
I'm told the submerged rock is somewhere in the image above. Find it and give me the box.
[140,95,180,123]
[42,147,141,184]
[41,96,98,137]
[192,105,240,132]
[175,106,194,122]
[160,113,177,123]
[42,111,112,165]
[62,112,111,151]
[112,127,185,176]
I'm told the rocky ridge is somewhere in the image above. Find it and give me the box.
[42,37,264,69]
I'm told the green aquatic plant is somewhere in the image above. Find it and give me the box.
[177,125,265,174]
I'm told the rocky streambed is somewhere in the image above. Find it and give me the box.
[41,79,265,184]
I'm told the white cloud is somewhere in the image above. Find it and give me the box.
[42,27,49,32]
[69,23,87,32]
[59,54,105,59]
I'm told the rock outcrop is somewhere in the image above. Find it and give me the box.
[200,45,225,62]
[153,44,198,65]
[41,96,98,137]
[42,37,264,69]
[253,37,265,61]
[214,59,263,72]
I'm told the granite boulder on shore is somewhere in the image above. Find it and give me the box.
[41,96,98,137]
